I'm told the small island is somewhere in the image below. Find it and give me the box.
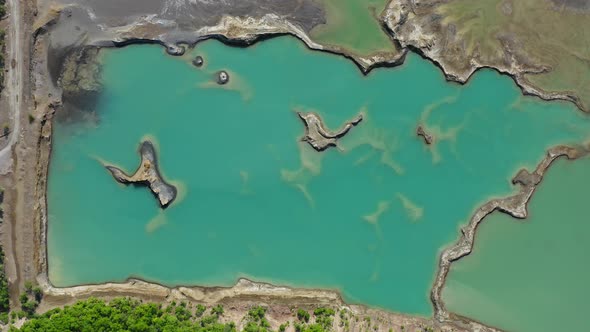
[297,111,363,151]
[104,141,177,208]
[217,70,230,84]
[192,55,204,67]
[416,125,434,145]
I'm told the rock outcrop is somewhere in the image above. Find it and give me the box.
[297,111,363,151]
[217,70,229,84]
[416,125,434,145]
[105,141,177,208]
[192,56,204,67]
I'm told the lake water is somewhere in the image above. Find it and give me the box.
[443,156,590,331]
[47,36,590,315]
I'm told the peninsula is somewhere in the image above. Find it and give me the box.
[297,111,363,151]
[105,141,177,208]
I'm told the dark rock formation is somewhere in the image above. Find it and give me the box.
[165,44,185,56]
[105,141,177,208]
[217,70,229,84]
[192,55,204,67]
[416,125,434,145]
[297,111,363,151]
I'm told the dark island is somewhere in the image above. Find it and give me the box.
[297,111,363,151]
[416,125,434,145]
[192,55,204,67]
[105,141,177,208]
[217,70,229,84]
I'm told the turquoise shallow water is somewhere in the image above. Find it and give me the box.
[48,36,590,315]
[443,157,590,331]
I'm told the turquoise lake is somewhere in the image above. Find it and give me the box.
[443,156,590,332]
[47,36,590,315]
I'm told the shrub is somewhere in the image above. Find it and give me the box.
[211,304,224,317]
[296,309,310,322]
[195,304,206,317]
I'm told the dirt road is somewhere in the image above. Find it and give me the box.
[0,0,23,174]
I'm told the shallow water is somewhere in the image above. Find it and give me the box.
[47,36,590,315]
[443,157,590,331]
[311,0,394,55]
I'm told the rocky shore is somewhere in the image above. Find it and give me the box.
[298,111,363,151]
[430,145,587,324]
[381,0,590,112]
[104,141,177,208]
[35,276,493,332]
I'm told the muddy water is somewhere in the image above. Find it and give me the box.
[47,36,590,315]
[443,156,590,331]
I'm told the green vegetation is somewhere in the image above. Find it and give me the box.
[338,309,349,330]
[10,300,341,332]
[211,304,224,317]
[278,322,289,332]
[0,249,8,314]
[296,308,310,323]
[293,307,335,332]
[434,0,590,111]
[18,281,41,318]
[196,304,207,317]
[0,0,6,90]
[313,308,335,330]
[243,306,271,332]
[0,187,8,324]
[12,298,235,332]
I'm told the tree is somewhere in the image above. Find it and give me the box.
[297,309,310,323]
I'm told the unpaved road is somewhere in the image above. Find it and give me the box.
[0,0,23,174]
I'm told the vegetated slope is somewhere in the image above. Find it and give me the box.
[385,0,590,112]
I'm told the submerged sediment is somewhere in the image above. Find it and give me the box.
[104,141,177,208]
[57,47,102,123]
[298,110,363,151]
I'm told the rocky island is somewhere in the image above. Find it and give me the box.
[297,110,363,151]
[104,141,177,208]
[416,125,434,145]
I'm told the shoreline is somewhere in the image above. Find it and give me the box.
[11,2,588,331]
[381,0,589,113]
[430,144,587,323]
